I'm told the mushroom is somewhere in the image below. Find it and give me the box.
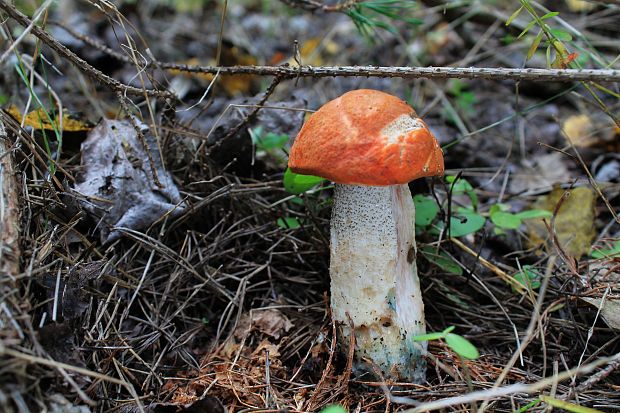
[288,89,444,382]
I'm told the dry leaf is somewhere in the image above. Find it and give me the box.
[235,309,294,339]
[581,296,620,331]
[73,119,186,242]
[566,0,595,12]
[6,105,93,132]
[254,309,294,339]
[209,338,284,407]
[510,153,569,194]
[525,186,596,259]
[425,22,464,64]
[563,114,597,147]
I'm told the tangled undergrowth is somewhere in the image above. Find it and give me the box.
[0,0,619,412]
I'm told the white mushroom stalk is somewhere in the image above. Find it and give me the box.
[330,184,426,381]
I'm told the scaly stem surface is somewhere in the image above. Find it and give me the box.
[330,183,426,382]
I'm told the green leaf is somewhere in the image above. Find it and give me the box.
[277,217,301,229]
[433,209,485,238]
[491,211,522,230]
[514,209,553,220]
[413,194,439,226]
[455,91,477,115]
[591,240,620,259]
[502,34,516,45]
[445,333,480,359]
[321,405,348,413]
[489,203,510,215]
[446,175,478,210]
[514,399,542,413]
[518,19,538,39]
[413,331,447,342]
[550,28,573,42]
[283,168,325,194]
[513,266,541,292]
[493,227,506,236]
[420,246,463,275]
[506,5,524,26]
[539,395,604,413]
[540,11,559,20]
[442,325,456,334]
[253,130,288,151]
[447,79,466,95]
[527,31,544,61]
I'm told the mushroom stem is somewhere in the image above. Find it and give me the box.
[330,183,426,382]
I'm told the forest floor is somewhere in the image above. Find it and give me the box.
[0,0,619,412]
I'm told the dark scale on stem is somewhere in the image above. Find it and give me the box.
[407,246,416,263]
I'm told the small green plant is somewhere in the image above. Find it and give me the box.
[430,207,486,238]
[345,0,422,41]
[446,174,478,210]
[414,175,485,239]
[414,326,480,360]
[489,204,552,234]
[413,194,439,227]
[277,216,302,229]
[14,58,63,176]
[512,265,542,292]
[443,79,478,121]
[279,169,326,230]
[507,0,619,122]
[250,126,289,153]
[507,1,576,68]
[250,126,290,167]
[283,168,326,195]
[320,405,348,413]
[414,175,552,276]
[590,239,620,259]
[419,245,463,276]
[414,175,484,274]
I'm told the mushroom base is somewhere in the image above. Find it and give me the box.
[330,183,427,383]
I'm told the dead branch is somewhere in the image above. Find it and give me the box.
[403,353,620,413]
[52,20,620,84]
[3,2,617,91]
[277,0,365,12]
[160,63,620,83]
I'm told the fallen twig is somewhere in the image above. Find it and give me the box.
[163,64,620,83]
[404,352,620,413]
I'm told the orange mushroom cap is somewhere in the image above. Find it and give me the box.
[288,89,444,186]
